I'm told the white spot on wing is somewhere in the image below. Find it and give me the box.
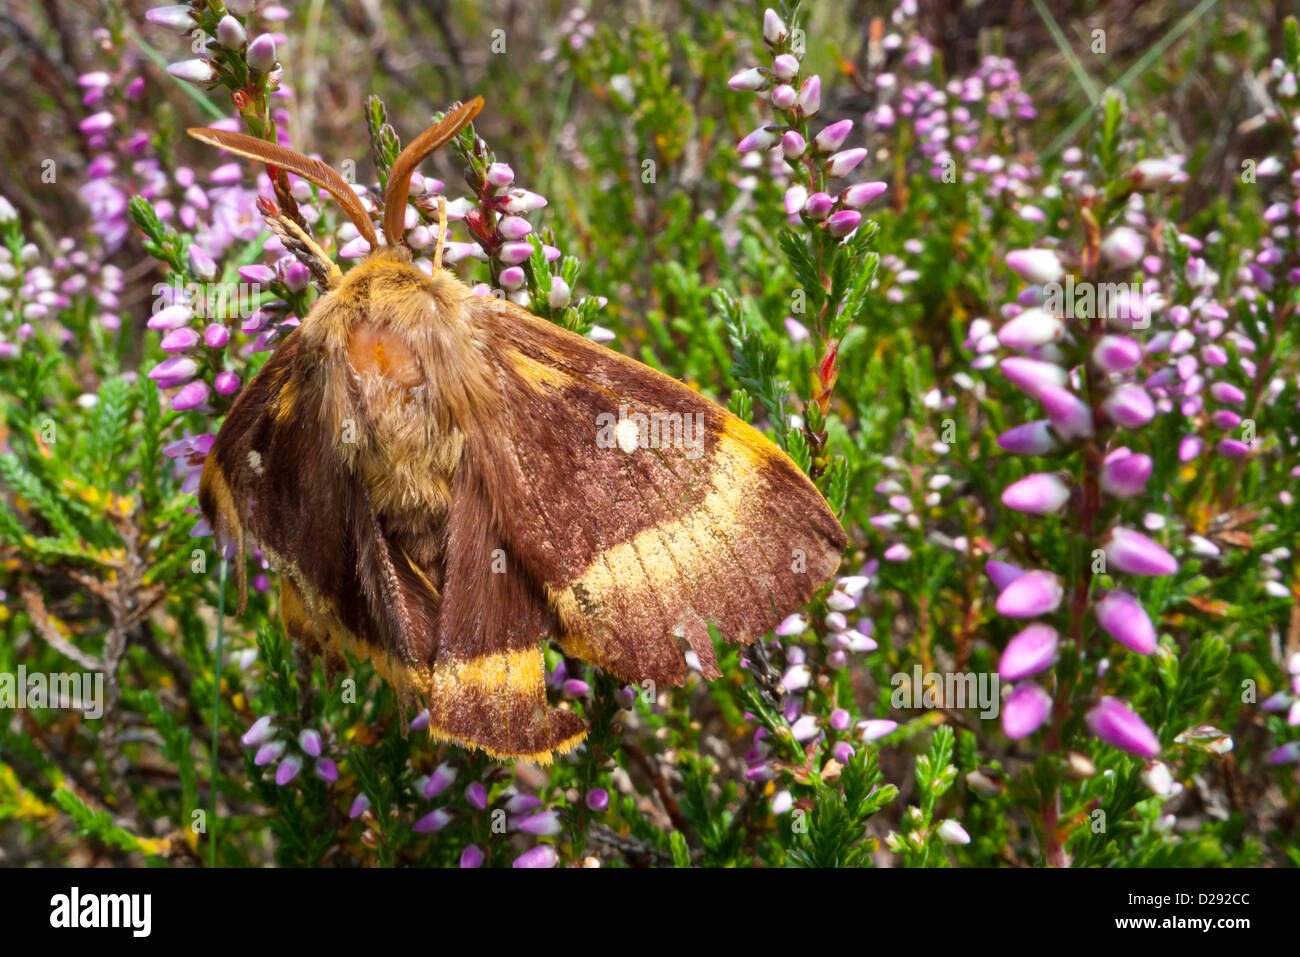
[615,418,640,455]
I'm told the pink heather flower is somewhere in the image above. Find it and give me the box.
[783,185,808,215]
[763,8,788,44]
[214,371,241,395]
[858,719,897,741]
[499,216,533,241]
[812,119,853,154]
[518,810,562,836]
[78,112,115,134]
[1005,248,1064,284]
[803,192,834,219]
[316,759,339,783]
[738,126,778,152]
[466,782,488,809]
[841,181,887,207]
[782,130,807,159]
[1104,527,1178,577]
[883,543,911,562]
[995,570,1064,618]
[1209,381,1246,404]
[167,59,217,85]
[825,148,867,178]
[150,356,198,384]
[586,788,610,812]
[1129,158,1180,188]
[797,76,821,114]
[1100,451,1152,499]
[255,740,286,766]
[1094,591,1157,654]
[486,162,515,188]
[997,307,1063,349]
[1102,384,1155,428]
[791,714,821,741]
[998,624,1059,679]
[1269,742,1300,765]
[238,264,275,285]
[283,261,311,292]
[171,381,210,411]
[149,304,192,334]
[548,278,571,309]
[1000,356,1068,398]
[1093,335,1143,373]
[499,189,547,214]
[241,716,274,747]
[425,761,457,798]
[1086,697,1160,757]
[298,729,322,757]
[146,5,198,32]
[771,84,797,109]
[829,708,852,732]
[498,242,534,265]
[986,559,1027,590]
[728,67,766,91]
[825,209,861,237]
[348,794,371,819]
[248,33,278,72]
[1100,227,1145,269]
[1039,385,1094,440]
[784,316,810,341]
[275,755,302,786]
[997,419,1060,456]
[1001,472,1070,514]
[413,808,453,833]
[1217,438,1251,459]
[1003,683,1052,738]
[513,846,559,868]
[216,14,246,49]
[937,820,972,845]
[460,845,486,868]
[1178,435,1203,461]
[771,54,799,80]
[160,327,200,352]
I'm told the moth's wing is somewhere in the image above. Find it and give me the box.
[463,296,848,687]
[200,321,584,764]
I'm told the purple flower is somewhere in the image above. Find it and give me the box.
[997,420,1060,456]
[1000,356,1068,398]
[997,307,1063,349]
[1002,683,1052,738]
[460,844,486,868]
[316,759,339,783]
[586,788,610,812]
[425,761,457,798]
[241,716,274,747]
[825,148,867,178]
[348,794,371,819]
[216,15,246,50]
[1085,697,1160,757]
[466,782,488,810]
[1102,384,1155,429]
[171,380,211,411]
[729,68,766,91]
[413,808,454,833]
[986,559,1027,590]
[1103,527,1178,577]
[1100,227,1144,269]
[998,624,1059,679]
[797,76,821,114]
[858,719,897,741]
[518,810,562,836]
[995,570,1063,618]
[167,59,217,85]
[248,33,278,73]
[738,126,778,152]
[1005,248,1064,284]
[1100,450,1152,499]
[1038,386,1094,440]
[825,209,861,237]
[513,846,559,868]
[812,119,853,154]
[841,181,887,207]
[146,5,198,33]
[275,755,302,786]
[298,729,322,757]
[1001,472,1070,514]
[1094,591,1157,654]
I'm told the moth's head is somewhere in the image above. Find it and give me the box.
[186,98,484,288]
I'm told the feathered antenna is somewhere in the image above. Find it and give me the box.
[187,128,380,250]
[383,97,484,248]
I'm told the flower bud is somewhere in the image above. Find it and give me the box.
[998,623,1059,679]
[146,5,198,33]
[247,34,278,73]
[1086,697,1160,757]
[783,185,807,216]
[771,54,799,80]
[1094,591,1157,654]
[825,148,867,178]
[167,59,217,86]
[1099,451,1151,498]
[1100,226,1145,269]
[1000,356,1068,399]
[1038,385,1094,440]
[1092,334,1142,373]
[771,84,797,109]
[1004,248,1064,284]
[825,209,861,237]
[1001,472,1070,514]
[763,8,788,44]
[812,119,853,154]
[548,277,571,310]
[728,67,767,91]
[1102,383,1155,428]
[216,15,246,50]
[841,181,887,207]
[1103,526,1178,577]
[997,306,1062,349]
[994,570,1063,618]
[797,76,821,114]
[1002,683,1052,738]
[781,130,806,159]
[996,419,1060,456]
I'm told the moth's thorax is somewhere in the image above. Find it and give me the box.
[297,250,495,528]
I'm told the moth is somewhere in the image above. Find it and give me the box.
[190,98,847,763]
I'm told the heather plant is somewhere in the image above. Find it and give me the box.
[0,0,1296,870]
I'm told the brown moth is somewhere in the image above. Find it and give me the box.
[190,98,847,763]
